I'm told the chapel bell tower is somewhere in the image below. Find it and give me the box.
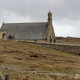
[48,11,52,24]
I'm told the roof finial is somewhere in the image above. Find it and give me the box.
[48,10,52,15]
[3,22,4,25]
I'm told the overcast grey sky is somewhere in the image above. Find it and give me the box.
[0,0,80,37]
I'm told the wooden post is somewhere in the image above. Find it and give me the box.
[0,77,2,80]
[5,75,10,80]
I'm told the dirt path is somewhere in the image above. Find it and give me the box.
[0,64,71,77]
[24,70,70,76]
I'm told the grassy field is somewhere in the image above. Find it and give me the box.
[0,40,80,80]
[56,37,80,44]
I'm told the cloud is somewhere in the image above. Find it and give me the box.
[0,0,80,37]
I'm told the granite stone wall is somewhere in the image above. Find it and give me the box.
[37,43,80,54]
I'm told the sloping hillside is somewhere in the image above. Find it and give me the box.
[0,40,80,80]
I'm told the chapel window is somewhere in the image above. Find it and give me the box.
[8,35,14,40]
[2,33,6,39]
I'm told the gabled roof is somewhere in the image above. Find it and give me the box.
[0,22,49,40]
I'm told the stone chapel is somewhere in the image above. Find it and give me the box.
[0,11,56,43]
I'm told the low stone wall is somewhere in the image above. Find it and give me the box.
[19,41,80,54]
[38,43,80,54]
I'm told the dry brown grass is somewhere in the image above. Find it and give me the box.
[0,40,80,80]
[57,37,80,44]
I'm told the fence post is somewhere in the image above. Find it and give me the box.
[5,75,10,80]
[0,76,2,80]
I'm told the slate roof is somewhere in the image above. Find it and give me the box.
[0,22,48,40]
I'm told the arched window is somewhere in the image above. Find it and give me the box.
[54,38,56,43]
[2,33,6,39]
[50,36,52,42]
[8,35,14,40]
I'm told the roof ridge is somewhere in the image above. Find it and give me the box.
[4,22,48,25]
